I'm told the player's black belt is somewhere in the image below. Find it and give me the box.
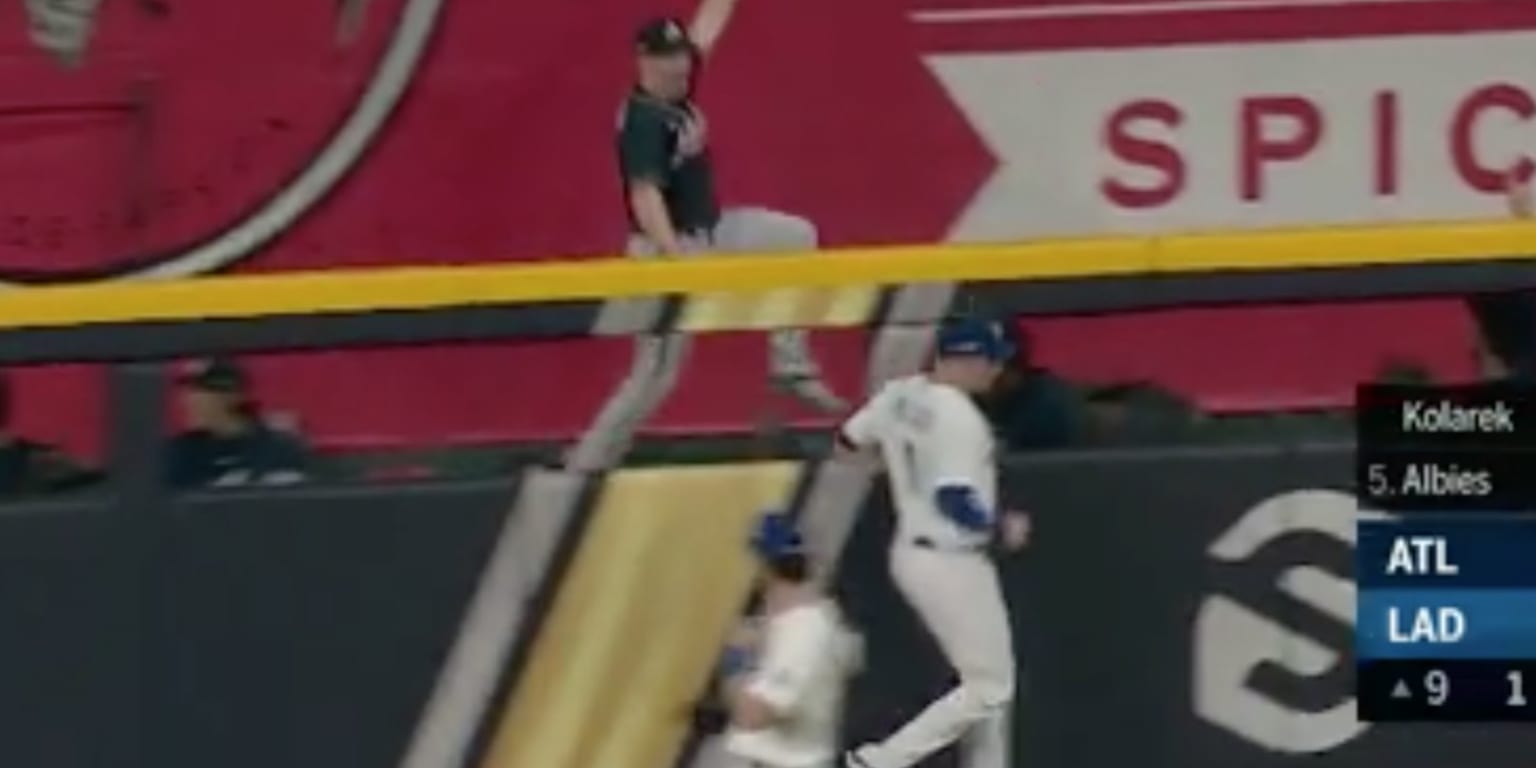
[911,536,989,553]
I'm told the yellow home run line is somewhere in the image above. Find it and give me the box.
[2,218,1535,330]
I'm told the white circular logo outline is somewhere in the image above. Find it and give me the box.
[5,0,445,287]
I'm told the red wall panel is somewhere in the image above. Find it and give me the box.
[0,0,1513,452]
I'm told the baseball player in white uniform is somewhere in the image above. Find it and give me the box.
[717,511,862,768]
[833,318,1030,768]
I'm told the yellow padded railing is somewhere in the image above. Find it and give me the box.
[0,218,1533,330]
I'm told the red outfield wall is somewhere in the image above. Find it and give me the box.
[1,0,1528,451]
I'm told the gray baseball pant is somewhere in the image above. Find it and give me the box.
[566,207,832,472]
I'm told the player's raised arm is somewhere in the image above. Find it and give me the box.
[688,0,742,57]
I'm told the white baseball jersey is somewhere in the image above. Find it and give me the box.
[724,598,855,768]
[841,375,998,549]
[838,376,1016,768]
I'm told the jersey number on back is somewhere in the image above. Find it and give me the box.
[891,395,931,496]
[900,439,923,494]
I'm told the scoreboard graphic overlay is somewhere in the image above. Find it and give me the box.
[1357,384,1536,721]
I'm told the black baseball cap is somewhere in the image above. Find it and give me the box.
[178,357,249,393]
[635,16,695,56]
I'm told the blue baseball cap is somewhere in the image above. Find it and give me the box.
[749,511,805,560]
[935,318,1014,363]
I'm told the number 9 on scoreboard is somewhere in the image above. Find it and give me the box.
[1359,660,1536,721]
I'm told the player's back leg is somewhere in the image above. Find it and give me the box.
[713,207,847,413]
[848,548,1015,768]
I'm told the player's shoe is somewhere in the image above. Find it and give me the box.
[774,371,849,414]
[768,329,849,414]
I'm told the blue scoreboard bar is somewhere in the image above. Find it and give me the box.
[1356,384,1536,721]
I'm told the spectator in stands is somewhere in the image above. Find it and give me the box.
[1373,359,1437,386]
[1081,382,1198,445]
[165,357,309,489]
[1465,171,1536,382]
[0,373,100,495]
[1468,292,1535,381]
[981,321,1085,450]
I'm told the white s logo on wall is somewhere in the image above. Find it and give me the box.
[1192,489,1387,753]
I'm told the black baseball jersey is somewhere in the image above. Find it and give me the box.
[164,425,308,489]
[616,88,719,234]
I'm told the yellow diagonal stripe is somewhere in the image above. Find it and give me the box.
[750,288,812,330]
[481,462,804,768]
[821,286,879,327]
[677,291,765,331]
[677,285,880,332]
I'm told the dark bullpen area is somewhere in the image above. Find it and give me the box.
[0,484,511,768]
[3,440,1532,768]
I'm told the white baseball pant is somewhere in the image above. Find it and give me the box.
[724,759,834,768]
[566,207,838,472]
[856,544,1015,768]
[692,731,837,768]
